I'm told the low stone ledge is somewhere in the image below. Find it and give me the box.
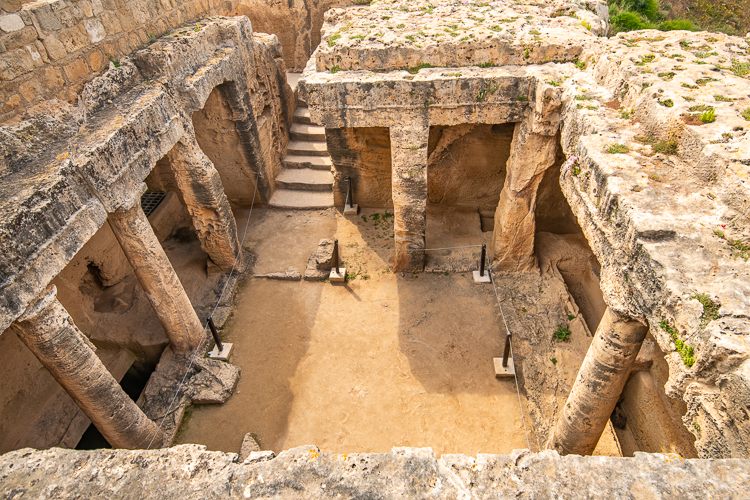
[1,445,748,498]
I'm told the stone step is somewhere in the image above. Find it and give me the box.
[283,154,333,170]
[268,189,334,209]
[291,123,326,141]
[294,106,313,125]
[276,168,333,191]
[288,140,329,157]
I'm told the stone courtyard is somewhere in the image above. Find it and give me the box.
[0,0,749,497]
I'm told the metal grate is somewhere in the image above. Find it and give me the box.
[141,191,167,216]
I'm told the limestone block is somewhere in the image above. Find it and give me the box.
[1,26,37,50]
[62,56,89,82]
[41,33,67,60]
[83,18,105,43]
[239,433,260,461]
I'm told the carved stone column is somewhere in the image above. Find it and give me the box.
[390,124,429,272]
[11,286,164,449]
[166,133,243,271]
[547,308,648,455]
[492,117,558,272]
[108,201,204,352]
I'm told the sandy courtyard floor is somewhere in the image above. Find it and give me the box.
[177,208,528,455]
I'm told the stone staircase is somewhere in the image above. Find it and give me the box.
[268,104,334,209]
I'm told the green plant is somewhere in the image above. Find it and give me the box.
[658,98,674,107]
[730,59,750,77]
[658,71,676,81]
[574,58,587,70]
[714,229,750,259]
[477,61,496,68]
[572,164,582,176]
[699,107,716,123]
[654,140,678,154]
[741,108,750,121]
[660,320,695,367]
[330,65,341,73]
[553,325,572,342]
[550,357,558,365]
[693,293,720,327]
[581,20,592,31]
[327,32,342,46]
[567,313,576,321]
[714,94,735,102]
[407,63,434,74]
[659,19,697,31]
[636,53,656,66]
[606,143,630,154]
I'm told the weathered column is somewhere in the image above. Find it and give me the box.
[166,133,243,271]
[492,118,558,271]
[108,201,204,352]
[547,308,648,455]
[390,124,429,272]
[11,286,164,449]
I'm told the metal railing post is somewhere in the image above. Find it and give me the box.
[207,317,223,352]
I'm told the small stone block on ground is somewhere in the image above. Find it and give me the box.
[343,203,359,216]
[493,357,515,378]
[208,342,234,361]
[329,268,346,283]
[473,270,492,283]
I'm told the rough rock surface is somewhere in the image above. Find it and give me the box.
[1,445,749,498]
[0,16,292,335]
[138,349,240,445]
[316,0,608,71]
[558,30,750,457]
[239,433,261,460]
[303,1,750,458]
[304,238,335,281]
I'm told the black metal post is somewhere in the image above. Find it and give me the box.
[480,243,486,277]
[502,332,512,368]
[208,317,223,352]
[333,239,340,274]
[346,177,353,209]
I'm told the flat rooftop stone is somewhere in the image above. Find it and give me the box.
[315,0,608,72]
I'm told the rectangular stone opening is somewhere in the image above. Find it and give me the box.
[424,124,513,272]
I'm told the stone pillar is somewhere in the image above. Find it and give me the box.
[492,118,558,271]
[108,201,204,352]
[11,286,164,449]
[390,124,429,272]
[547,308,648,455]
[166,133,243,271]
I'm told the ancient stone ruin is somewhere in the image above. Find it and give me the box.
[1,0,749,496]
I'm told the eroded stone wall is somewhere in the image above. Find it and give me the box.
[0,0,244,121]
